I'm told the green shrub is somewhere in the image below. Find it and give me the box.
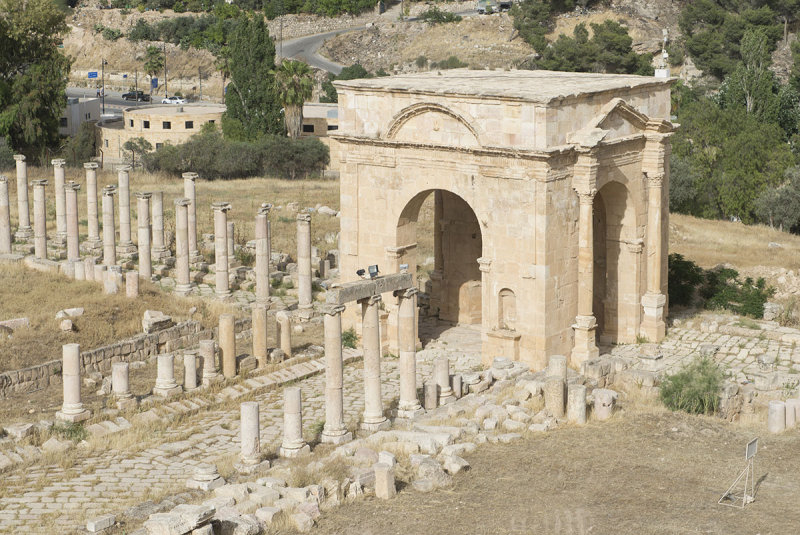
[415,55,428,69]
[701,267,775,318]
[342,327,358,349]
[659,356,724,415]
[668,253,703,307]
[102,27,123,41]
[0,138,14,171]
[419,6,462,24]
[51,422,88,442]
[434,56,468,70]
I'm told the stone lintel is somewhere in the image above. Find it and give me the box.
[326,273,413,305]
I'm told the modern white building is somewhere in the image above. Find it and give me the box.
[59,97,102,137]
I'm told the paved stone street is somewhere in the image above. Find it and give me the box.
[0,322,483,533]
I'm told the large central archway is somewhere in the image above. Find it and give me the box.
[396,189,483,325]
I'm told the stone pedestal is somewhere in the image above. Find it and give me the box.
[768,400,786,434]
[183,172,200,261]
[567,384,587,424]
[296,213,313,310]
[184,351,198,391]
[83,162,102,252]
[104,265,122,295]
[212,202,231,298]
[153,354,182,397]
[31,179,47,259]
[199,339,221,385]
[543,376,565,418]
[240,401,261,465]
[52,159,67,245]
[641,292,667,342]
[374,463,396,499]
[117,166,136,254]
[94,264,107,285]
[423,381,437,410]
[102,185,117,266]
[112,362,137,411]
[56,344,90,422]
[548,355,568,381]
[85,257,96,281]
[126,270,139,298]
[434,356,455,405]
[321,305,353,445]
[136,192,152,279]
[150,191,169,260]
[279,387,310,457]
[0,176,10,254]
[276,311,292,358]
[396,288,423,418]
[593,388,617,421]
[74,260,86,281]
[14,155,32,241]
[173,198,192,295]
[252,304,268,368]
[361,295,389,431]
[219,313,236,378]
[255,204,271,304]
[65,182,81,261]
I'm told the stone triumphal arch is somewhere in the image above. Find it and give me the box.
[332,70,675,370]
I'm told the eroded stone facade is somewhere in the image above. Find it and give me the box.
[333,70,674,370]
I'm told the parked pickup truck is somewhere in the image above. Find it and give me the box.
[121,90,151,102]
[476,0,498,14]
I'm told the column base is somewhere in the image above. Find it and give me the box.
[115,397,138,411]
[215,290,232,300]
[56,408,90,423]
[640,292,667,342]
[14,227,33,241]
[396,405,425,419]
[279,443,311,458]
[151,247,171,261]
[235,459,270,474]
[117,242,137,255]
[202,374,223,386]
[438,394,457,406]
[320,429,353,445]
[153,385,182,398]
[571,314,600,368]
[53,234,68,247]
[174,284,193,296]
[361,417,391,432]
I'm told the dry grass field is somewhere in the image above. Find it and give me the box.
[307,405,800,535]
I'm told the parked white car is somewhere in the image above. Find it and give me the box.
[161,96,187,104]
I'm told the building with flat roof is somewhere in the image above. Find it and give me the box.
[60,97,102,137]
[97,103,226,167]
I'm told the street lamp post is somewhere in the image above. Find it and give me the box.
[101,58,108,114]
[163,43,168,98]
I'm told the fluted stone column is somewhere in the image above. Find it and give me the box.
[361,295,389,431]
[212,202,231,299]
[31,179,48,259]
[153,353,181,397]
[14,155,32,240]
[321,304,352,444]
[279,387,310,457]
[117,165,136,254]
[151,191,169,260]
[252,304,268,368]
[240,401,261,465]
[56,344,90,422]
[65,182,81,261]
[112,361,137,410]
[219,313,236,378]
[183,172,200,261]
[174,198,192,295]
[184,350,198,391]
[126,270,139,298]
[255,204,271,305]
[396,288,423,417]
[572,160,599,367]
[296,212,312,310]
[102,185,117,266]
[434,356,455,405]
[84,162,102,251]
[0,176,11,254]
[136,192,152,279]
[276,311,292,358]
[52,159,67,245]
[199,339,221,385]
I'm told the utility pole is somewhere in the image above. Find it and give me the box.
[101,58,108,114]
[199,67,202,102]
[163,43,168,98]
[135,70,138,102]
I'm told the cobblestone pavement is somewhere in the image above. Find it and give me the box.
[0,322,483,533]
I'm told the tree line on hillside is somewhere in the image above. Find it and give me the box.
[105,0,375,18]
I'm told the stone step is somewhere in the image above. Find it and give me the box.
[15,445,41,461]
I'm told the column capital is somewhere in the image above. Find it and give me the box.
[322,304,346,316]
[211,201,232,212]
[477,256,492,273]
[624,239,644,254]
[135,191,152,200]
[258,203,273,216]
[67,181,81,192]
[296,212,311,223]
[576,189,597,204]
[51,159,66,168]
[644,171,664,188]
[175,197,190,207]
[102,185,117,196]
[360,294,382,306]
[394,287,419,299]
[32,179,48,188]
[0,176,7,184]
[182,172,198,181]
[83,162,98,170]
[13,154,25,162]
[117,165,132,173]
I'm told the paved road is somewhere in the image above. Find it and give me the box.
[66,88,174,114]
